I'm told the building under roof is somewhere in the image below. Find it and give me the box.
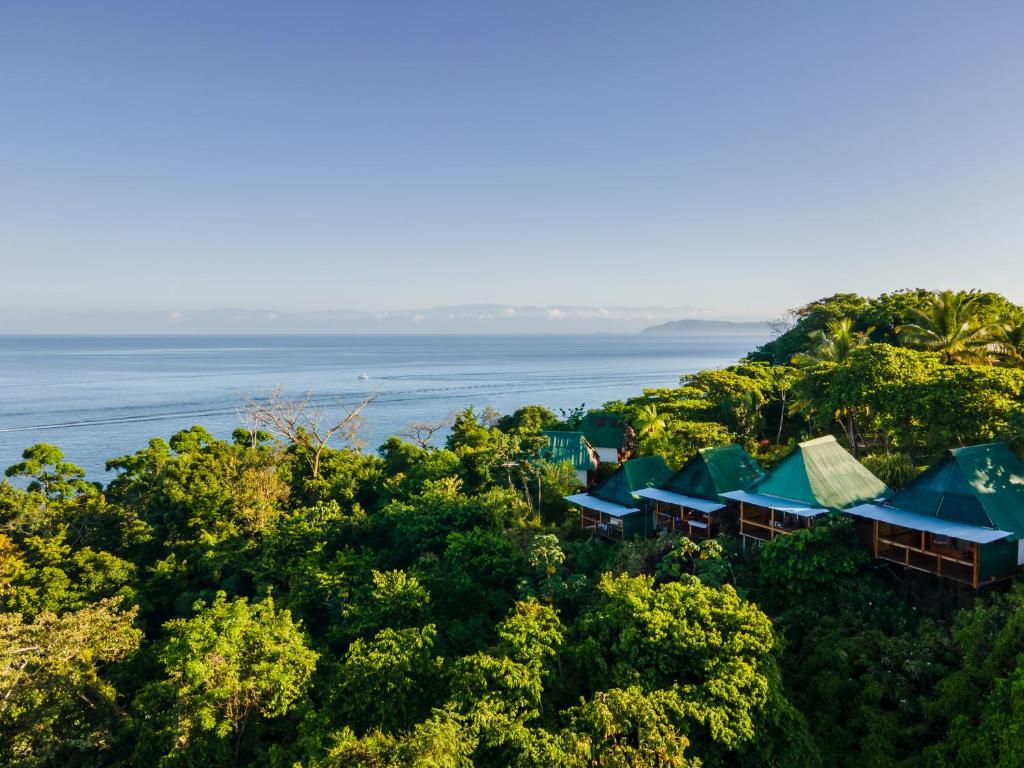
[565,455,672,540]
[722,435,890,542]
[636,444,764,539]
[578,411,635,463]
[846,442,1024,587]
[539,430,599,485]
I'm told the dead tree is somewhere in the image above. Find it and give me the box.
[242,387,377,479]
[399,414,456,449]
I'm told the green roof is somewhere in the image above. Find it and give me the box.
[749,435,890,511]
[540,431,598,471]
[661,444,764,501]
[886,442,1024,538]
[579,411,631,451]
[593,455,673,508]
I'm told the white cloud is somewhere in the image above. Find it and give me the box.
[167,311,185,323]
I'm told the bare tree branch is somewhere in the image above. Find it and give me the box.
[399,413,456,449]
[241,387,377,478]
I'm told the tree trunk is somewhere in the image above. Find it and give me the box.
[775,392,787,444]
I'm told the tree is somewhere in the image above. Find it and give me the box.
[242,387,377,479]
[755,515,866,613]
[400,415,456,449]
[138,592,318,765]
[750,293,871,364]
[791,318,872,366]
[5,444,97,502]
[0,598,141,767]
[574,572,786,761]
[995,320,1024,366]
[337,625,443,734]
[632,404,667,441]
[925,585,1024,767]
[495,405,559,435]
[897,289,999,364]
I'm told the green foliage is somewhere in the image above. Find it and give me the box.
[924,585,1024,767]
[755,515,865,612]
[0,598,141,768]
[751,293,872,364]
[11,288,1024,767]
[575,572,782,759]
[495,405,559,435]
[135,592,317,764]
[337,625,443,733]
[897,289,1002,364]
[860,452,917,489]
[5,444,98,501]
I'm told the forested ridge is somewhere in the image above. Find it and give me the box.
[6,288,1024,767]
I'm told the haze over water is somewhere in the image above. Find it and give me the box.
[0,334,767,479]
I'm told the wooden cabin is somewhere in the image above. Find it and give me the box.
[565,456,672,540]
[579,411,636,464]
[846,443,1024,588]
[635,444,763,540]
[722,435,890,544]
[540,430,600,486]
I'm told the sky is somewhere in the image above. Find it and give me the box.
[2,1,1024,321]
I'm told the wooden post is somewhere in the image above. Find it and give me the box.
[973,542,980,589]
[740,502,745,537]
[769,507,776,539]
[873,520,879,558]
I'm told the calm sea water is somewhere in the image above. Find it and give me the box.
[0,334,766,480]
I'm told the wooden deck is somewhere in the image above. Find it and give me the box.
[870,520,979,587]
[738,501,815,542]
[653,501,715,540]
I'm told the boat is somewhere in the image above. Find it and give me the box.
[358,372,369,380]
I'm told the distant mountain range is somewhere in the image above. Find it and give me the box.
[1,305,774,335]
[640,318,774,336]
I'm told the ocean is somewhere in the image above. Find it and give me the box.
[0,334,767,479]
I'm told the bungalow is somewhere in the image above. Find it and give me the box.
[579,411,635,464]
[846,442,1024,588]
[565,455,672,540]
[540,430,600,486]
[722,435,890,543]
[635,444,764,540]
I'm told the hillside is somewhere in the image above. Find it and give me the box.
[641,318,774,336]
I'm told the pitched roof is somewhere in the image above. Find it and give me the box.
[579,411,631,451]
[540,431,598,471]
[564,493,639,517]
[661,444,764,501]
[882,442,1024,538]
[846,503,1011,544]
[592,455,673,508]
[747,435,890,511]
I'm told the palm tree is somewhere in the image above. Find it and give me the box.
[791,317,872,367]
[897,290,998,364]
[994,321,1024,367]
[633,404,667,440]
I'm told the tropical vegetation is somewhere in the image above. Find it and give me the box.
[4,288,1024,767]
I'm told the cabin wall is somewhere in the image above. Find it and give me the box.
[594,446,620,464]
[622,510,654,539]
[980,540,1018,582]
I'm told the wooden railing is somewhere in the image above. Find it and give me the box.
[872,519,978,586]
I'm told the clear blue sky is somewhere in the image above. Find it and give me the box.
[3,1,1023,318]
